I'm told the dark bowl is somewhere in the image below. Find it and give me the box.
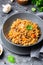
[1,12,43,55]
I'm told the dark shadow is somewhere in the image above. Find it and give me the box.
[0,49,4,59]
[31,40,43,49]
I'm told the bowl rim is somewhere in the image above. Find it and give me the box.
[2,12,43,47]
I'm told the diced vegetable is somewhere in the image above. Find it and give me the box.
[7,55,16,63]
[31,33,36,38]
[26,25,33,30]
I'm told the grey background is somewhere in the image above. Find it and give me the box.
[0,0,43,65]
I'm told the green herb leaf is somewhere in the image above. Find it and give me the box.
[7,55,16,63]
[38,7,43,12]
[31,0,43,12]
[31,8,36,12]
[26,25,33,30]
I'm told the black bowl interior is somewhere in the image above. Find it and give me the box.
[3,13,43,47]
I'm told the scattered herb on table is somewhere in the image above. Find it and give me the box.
[7,55,16,63]
[31,7,36,12]
[31,0,43,12]
[38,7,43,12]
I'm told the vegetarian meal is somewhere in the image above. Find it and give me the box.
[7,19,41,46]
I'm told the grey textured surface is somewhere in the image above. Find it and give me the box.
[0,0,43,65]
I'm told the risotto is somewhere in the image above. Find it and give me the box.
[7,19,41,46]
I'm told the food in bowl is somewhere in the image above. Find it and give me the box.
[6,19,41,46]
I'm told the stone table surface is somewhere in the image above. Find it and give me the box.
[0,0,43,65]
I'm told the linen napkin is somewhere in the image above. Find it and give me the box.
[31,41,43,58]
[31,12,43,59]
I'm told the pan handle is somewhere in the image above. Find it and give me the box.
[36,12,43,19]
